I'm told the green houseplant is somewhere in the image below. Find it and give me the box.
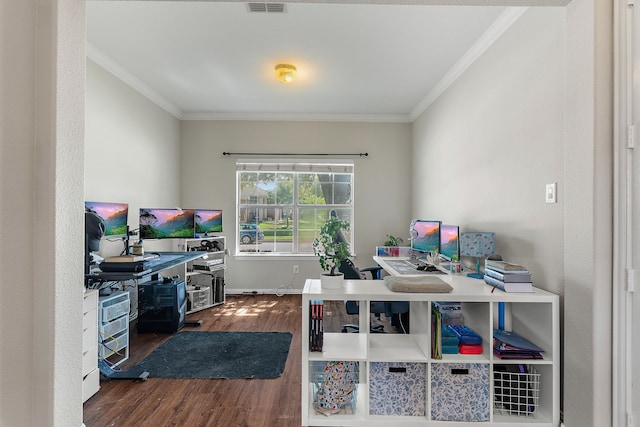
[383,234,403,247]
[313,217,351,288]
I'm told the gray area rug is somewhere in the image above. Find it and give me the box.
[129,331,292,379]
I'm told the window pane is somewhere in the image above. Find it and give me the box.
[236,162,353,255]
[275,173,294,204]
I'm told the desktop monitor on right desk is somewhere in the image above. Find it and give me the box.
[409,220,441,256]
[439,225,460,262]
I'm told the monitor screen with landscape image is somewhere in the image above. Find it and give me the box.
[439,224,460,261]
[410,220,441,254]
[139,208,195,239]
[195,209,223,237]
[84,201,129,238]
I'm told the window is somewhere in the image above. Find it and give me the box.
[236,159,354,255]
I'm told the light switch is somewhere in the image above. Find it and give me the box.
[546,183,557,203]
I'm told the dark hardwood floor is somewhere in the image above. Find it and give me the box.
[83,295,399,427]
[83,294,307,427]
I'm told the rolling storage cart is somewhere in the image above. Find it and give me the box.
[98,291,130,367]
[301,278,559,427]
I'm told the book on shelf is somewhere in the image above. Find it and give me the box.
[493,329,544,359]
[484,259,529,274]
[484,268,532,283]
[309,300,324,352]
[431,304,442,360]
[484,275,533,293]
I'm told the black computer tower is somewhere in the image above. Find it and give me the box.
[137,278,187,333]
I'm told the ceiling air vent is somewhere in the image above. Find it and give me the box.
[247,3,286,13]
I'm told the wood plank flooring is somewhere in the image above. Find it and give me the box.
[83,294,305,427]
[83,295,399,427]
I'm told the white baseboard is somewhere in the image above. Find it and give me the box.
[226,288,302,295]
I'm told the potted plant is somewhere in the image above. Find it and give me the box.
[313,217,351,289]
[383,234,403,247]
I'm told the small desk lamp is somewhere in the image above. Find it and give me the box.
[460,232,495,279]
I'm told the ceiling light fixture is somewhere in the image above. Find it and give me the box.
[275,64,297,83]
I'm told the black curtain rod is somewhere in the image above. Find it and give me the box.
[223,152,368,157]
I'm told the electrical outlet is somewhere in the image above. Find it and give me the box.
[293,265,299,274]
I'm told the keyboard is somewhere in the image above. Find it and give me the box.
[447,324,483,346]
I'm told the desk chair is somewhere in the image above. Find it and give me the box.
[339,259,409,333]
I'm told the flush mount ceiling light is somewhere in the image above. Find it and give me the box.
[275,64,297,83]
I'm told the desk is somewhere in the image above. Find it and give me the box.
[87,251,207,283]
[86,251,207,381]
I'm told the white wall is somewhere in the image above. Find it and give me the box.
[179,120,412,291]
[412,8,565,294]
[413,5,613,426]
[85,59,182,256]
[1,1,86,426]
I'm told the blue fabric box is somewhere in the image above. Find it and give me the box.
[431,363,490,421]
[369,362,426,416]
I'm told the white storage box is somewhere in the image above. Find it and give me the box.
[187,288,211,311]
[99,314,128,338]
[99,292,130,323]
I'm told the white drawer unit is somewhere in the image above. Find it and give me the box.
[301,278,559,427]
[82,289,99,403]
[98,291,130,367]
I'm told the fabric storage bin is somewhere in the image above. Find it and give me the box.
[312,360,359,416]
[431,363,490,422]
[369,362,426,416]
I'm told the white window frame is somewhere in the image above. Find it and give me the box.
[235,159,354,256]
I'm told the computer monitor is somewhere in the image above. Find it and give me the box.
[84,201,128,238]
[439,225,460,261]
[409,220,441,254]
[194,209,222,237]
[139,208,195,239]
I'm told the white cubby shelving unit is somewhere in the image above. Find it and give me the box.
[173,236,226,314]
[301,277,559,427]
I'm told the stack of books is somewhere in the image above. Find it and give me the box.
[493,329,544,359]
[310,300,324,352]
[484,260,533,293]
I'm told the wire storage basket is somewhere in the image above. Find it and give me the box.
[493,364,541,417]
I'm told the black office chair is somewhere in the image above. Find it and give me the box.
[339,259,409,333]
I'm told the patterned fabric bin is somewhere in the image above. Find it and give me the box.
[431,363,490,421]
[369,362,426,416]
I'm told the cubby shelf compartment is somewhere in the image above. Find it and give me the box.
[301,278,559,427]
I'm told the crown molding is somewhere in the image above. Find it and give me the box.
[409,7,528,121]
[180,112,412,123]
[86,43,182,119]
